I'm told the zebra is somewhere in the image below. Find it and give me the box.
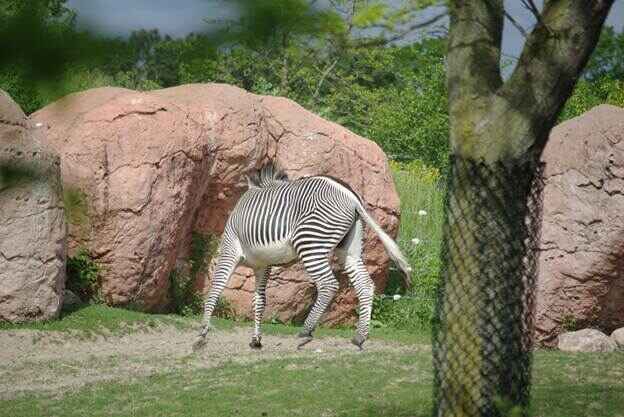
[193,162,412,351]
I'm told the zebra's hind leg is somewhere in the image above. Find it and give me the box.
[295,250,340,349]
[193,240,242,352]
[250,267,270,350]
[292,214,352,349]
[337,220,374,350]
[297,267,339,349]
[344,258,374,350]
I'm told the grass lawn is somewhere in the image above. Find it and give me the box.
[1,305,623,417]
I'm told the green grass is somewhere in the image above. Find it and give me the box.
[1,351,435,417]
[0,304,194,335]
[1,334,622,416]
[0,304,430,345]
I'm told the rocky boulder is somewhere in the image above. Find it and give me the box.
[611,327,624,349]
[558,328,617,352]
[536,104,624,346]
[31,84,401,324]
[0,90,66,322]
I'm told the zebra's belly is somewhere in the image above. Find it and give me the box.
[242,240,297,268]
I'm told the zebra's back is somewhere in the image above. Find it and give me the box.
[228,176,357,268]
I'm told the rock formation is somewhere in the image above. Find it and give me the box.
[0,90,66,322]
[536,104,624,346]
[32,84,401,324]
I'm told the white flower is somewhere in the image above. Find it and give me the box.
[418,210,428,216]
[35,122,43,127]
[411,238,421,245]
[393,294,402,301]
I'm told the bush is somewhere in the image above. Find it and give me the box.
[66,249,101,302]
[169,232,219,316]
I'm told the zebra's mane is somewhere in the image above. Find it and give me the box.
[247,162,289,188]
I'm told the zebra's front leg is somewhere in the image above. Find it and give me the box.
[297,260,339,349]
[250,267,270,350]
[193,240,242,352]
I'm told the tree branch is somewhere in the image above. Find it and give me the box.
[353,10,448,48]
[500,0,616,150]
[520,0,547,29]
[504,10,528,38]
[447,0,504,105]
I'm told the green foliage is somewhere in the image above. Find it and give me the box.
[352,3,388,28]
[560,77,624,121]
[66,249,101,302]
[561,315,579,332]
[169,232,219,316]
[213,296,239,320]
[321,39,449,169]
[559,26,624,121]
[1,0,451,170]
[584,26,624,81]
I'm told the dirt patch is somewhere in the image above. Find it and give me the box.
[0,325,424,400]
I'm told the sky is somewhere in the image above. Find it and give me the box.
[67,0,624,61]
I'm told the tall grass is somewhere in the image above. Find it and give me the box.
[372,161,445,331]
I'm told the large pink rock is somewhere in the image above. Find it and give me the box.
[32,84,400,324]
[0,90,66,322]
[536,104,624,346]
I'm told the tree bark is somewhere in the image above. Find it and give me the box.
[433,148,542,417]
[434,1,615,416]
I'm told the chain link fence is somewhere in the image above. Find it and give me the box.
[432,155,544,417]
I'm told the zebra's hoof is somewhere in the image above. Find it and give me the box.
[297,336,313,350]
[351,334,366,350]
[249,337,262,350]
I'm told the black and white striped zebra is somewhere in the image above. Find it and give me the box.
[193,162,412,351]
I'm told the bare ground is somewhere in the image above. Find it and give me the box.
[0,325,426,400]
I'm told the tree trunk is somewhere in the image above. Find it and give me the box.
[433,148,542,417]
[434,2,615,415]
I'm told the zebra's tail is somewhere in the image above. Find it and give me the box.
[354,200,413,289]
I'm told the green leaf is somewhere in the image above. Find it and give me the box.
[352,3,388,28]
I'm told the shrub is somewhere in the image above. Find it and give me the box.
[66,249,101,302]
[169,232,219,316]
